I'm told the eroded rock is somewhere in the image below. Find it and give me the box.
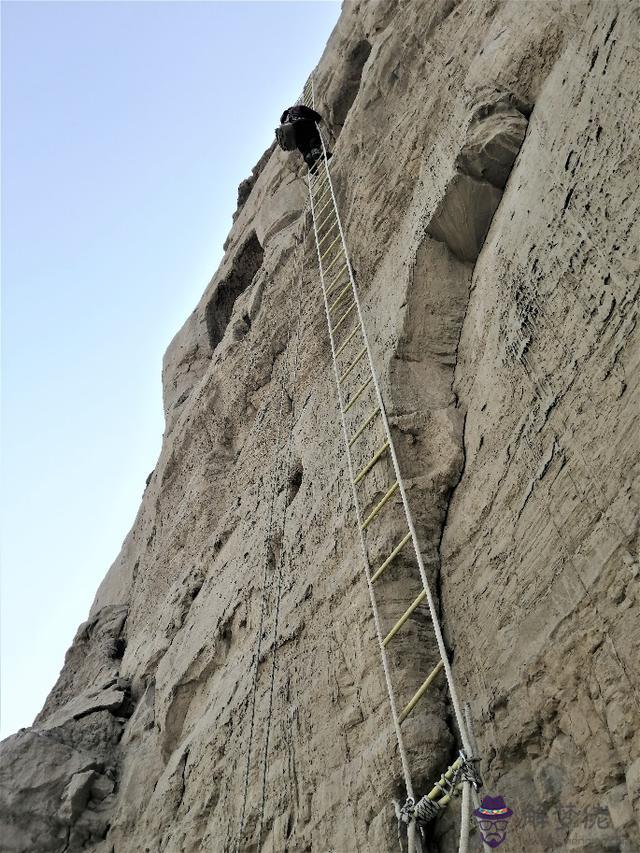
[2,2,638,852]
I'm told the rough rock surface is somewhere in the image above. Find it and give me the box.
[2,2,639,852]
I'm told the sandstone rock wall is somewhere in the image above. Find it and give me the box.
[2,2,638,852]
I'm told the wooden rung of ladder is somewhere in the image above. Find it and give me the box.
[316,207,334,234]
[323,245,346,276]
[315,193,333,216]
[426,756,464,802]
[315,196,333,221]
[326,276,349,303]
[335,324,359,357]
[311,176,332,196]
[349,408,380,448]
[361,481,399,530]
[340,346,367,382]
[382,589,426,647]
[329,282,352,313]
[318,223,338,249]
[326,264,349,298]
[311,162,327,181]
[353,440,389,485]
[344,377,372,413]
[313,189,330,211]
[311,169,328,188]
[320,234,342,263]
[331,302,356,335]
[398,660,445,723]
[371,532,412,582]
[317,209,337,234]
[312,176,329,198]
[316,205,335,229]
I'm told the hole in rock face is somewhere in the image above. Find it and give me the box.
[332,39,372,128]
[205,232,264,353]
[287,461,304,505]
[110,637,126,660]
[427,100,529,262]
[458,103,529,190]
[427,173,504,263]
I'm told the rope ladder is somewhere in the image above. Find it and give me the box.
[301,74,488,853]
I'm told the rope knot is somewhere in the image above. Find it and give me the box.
[414,795,443,824]
[397,750,485,833]
[457,750,483,792]
[396,796,415,825]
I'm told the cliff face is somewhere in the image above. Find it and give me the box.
[2,2,638,852]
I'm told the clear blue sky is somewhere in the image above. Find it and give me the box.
[1,0,340,739]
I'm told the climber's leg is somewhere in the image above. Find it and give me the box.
[296,121,331,173]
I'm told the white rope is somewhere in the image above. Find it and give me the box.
[307,121,415,803]
[257,219,308,849]
[313,122,472,760]
[463,703,492,853]
[306,73,477,853]
[234,377,288,853]
[407,821,423,853]
[235,222,305,853]
[459,781,471,853]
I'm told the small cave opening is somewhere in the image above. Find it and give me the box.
[287,461,304,505]
[110,637,127,660]
[332,38,372,130]
[205,231,264,353]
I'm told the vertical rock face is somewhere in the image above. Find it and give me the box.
[2,2,638,852]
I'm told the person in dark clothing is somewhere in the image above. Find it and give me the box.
[279,104,331,173]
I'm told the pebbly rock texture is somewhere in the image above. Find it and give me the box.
[2,1,639,852]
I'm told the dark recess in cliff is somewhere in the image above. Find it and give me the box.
[332,38,371,129]
[205,232,264,353]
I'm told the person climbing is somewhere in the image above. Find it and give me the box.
[275,104,331,173]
